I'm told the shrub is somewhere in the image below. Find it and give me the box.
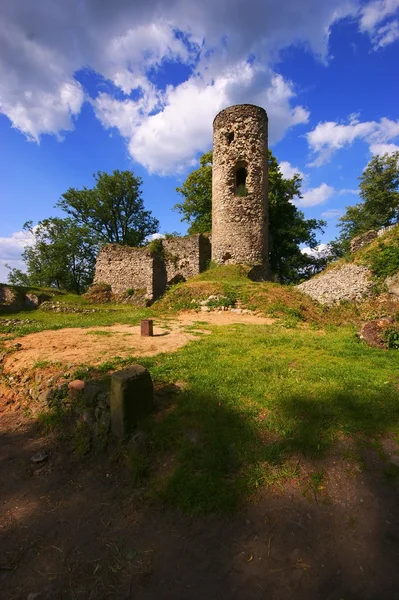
[363,241,399,280]
[383,325,399,350]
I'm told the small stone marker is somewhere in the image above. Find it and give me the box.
[141,319,153,336]
[110,365,154,439]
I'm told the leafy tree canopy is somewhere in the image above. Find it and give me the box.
[337,151,399,251]
[174,150,326,283]
[57,170,159,246]
[7,218,97,293]
[175,152,213,235]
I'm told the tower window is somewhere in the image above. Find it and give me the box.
[235,166,248,196]
[226,131,234,145]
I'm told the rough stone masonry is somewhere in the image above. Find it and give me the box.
[212,104,269,271]
[93,104,269,301]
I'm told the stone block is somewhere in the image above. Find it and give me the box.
[141,319,153,336]
[110,365,154,439]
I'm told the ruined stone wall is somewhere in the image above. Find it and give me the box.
[350,230,378,253]
[163,234,211,285]
[94,244,159,300]
[212,104,269,272]
[93,235,211,302]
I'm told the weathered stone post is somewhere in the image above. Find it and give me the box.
[110,365,154,439]
[212,104,269,275]
[141,319,153,336]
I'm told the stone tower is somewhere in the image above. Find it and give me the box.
[211,104,269,272]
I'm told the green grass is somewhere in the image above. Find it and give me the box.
[3,275,399,514]
[97,322,399,514]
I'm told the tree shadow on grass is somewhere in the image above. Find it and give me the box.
[139,379,399,516]
[2,380,399,599]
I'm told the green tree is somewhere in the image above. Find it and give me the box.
[57,170,159,246]
[174,150,325,282]
[175,152,213,234]
[7,219,97,293]
[337,151,399,248]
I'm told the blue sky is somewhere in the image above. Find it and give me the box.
[1,0,399,282]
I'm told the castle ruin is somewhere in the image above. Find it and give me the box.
[212,104,269,268]
[93,104,269,302]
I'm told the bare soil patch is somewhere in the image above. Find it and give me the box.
[4,324,194,371]
[4,312,275,372]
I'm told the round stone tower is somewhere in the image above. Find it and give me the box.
[211,104,269,272]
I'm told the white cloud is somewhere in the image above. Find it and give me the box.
[147,233,165,241]
[359,0,399,47]
[338,188,358,195]
[95,67,310,174]
[279,161,306,180]
[301,243,331,257]
[307,116,399,165]
[369,142,399,155]
[0,0,358,172]
[296,183,335,207]
[0,229,34,283]
[321,209,344,218]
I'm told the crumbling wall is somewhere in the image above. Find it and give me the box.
[350,230,378,253]
[163,234,211,285]
[93,235,211,303]
[94,245,158,300]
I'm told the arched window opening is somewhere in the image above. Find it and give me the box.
[226,131,234,145]
[235,166,248,196]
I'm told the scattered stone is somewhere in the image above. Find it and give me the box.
[39,301,97,314]
[297,264,374,304]
[30,450,49,463]
[350,230,378,253]
[68,380,85,392]
[127,430,149,454]
[385,272,399,297]
[200,306,210,312]
[0,318,36,328]
[110,365,154,439]
[84,381,103,406]
[82,410,93,425]
[24,293,39,308]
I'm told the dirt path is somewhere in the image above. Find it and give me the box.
[1,400,399,599]
[4,311,276,372]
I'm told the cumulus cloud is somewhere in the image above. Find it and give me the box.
[0,0,360,172]
[369,142,399,155]
[307,116,399,165]
[296,183,335,207]
[95,68,310,174]
[279,161,306,180]
[2,0,396,173]
[359,0,399,47]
